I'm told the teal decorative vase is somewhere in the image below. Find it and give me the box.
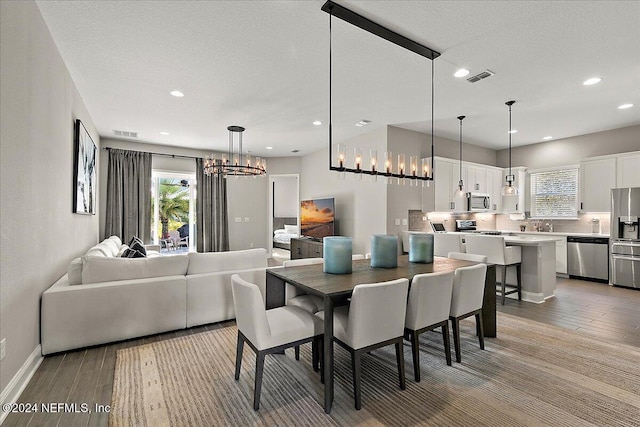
[323,237,353,274]
[370,235,398,268]
[409,233,434,263]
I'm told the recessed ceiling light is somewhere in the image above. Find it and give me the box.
[454,68,470,78]
[618,103,634,110]
[355,119,371,127]
[159,131,170,135]
[508,130,518,134]
[543,136,553,140]
[291,149,300,153]
[583,77,602,86]
[266,146,273,150]
[170,90,184,97]
[312,120,322,126]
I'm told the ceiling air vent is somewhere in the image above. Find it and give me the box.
[113,129,138,138]
[467,69,495,83]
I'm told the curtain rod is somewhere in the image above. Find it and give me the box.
[102,146,201,161]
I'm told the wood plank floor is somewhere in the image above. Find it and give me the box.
[4,277,639,427]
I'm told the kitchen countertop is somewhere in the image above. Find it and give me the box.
[502,231,610,238]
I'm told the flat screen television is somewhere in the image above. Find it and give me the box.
[300,197,335,239]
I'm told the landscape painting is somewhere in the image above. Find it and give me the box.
[300,198,335,239]
[73,119,96,214]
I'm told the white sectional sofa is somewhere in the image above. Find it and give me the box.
[41,236,268,355]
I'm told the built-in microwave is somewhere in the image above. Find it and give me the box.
[467,193,491,212]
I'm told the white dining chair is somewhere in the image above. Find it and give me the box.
[447,252,488,263]
[449,263,488,363]
[283,258,324,314]
[231,274,323,410]
[316,278,409,410]
[434,233,465,257]
[405,271,455,381]
[463,235,521,305]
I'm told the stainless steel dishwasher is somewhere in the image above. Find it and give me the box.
[567,236,609,282]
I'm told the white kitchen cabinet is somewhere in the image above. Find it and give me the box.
[487,168,503,212]
[555,236,567,275]
[501,167,526,213]
[616,152,640,188]
[433,157,455,212]
[466,165,488,193]
[580,157,616,212]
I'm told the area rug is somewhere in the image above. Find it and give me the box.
[110,313,640,426]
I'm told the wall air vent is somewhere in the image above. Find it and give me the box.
[467,69,495,83]
[113,129,138,138]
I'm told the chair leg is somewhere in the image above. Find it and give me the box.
[312,338,319,372]
[235,331,244,380]
[319,337,325,384]
[410,330,421,382]
[451,317,462,363]
[295,345,300,361]
[254,352,266,410]
[516,263,522,300]
[352,350,362,410]
[442,322,452,366]
[395,340,406,390]
[475,312,485,350]
[501,265,507,305]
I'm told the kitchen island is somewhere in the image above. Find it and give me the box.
[502,235,558,303]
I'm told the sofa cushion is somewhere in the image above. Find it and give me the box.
[68,257,83,285]
[82,254,189,284]
[108,235,122,247]
[86,243,111,257]
[187,248,268,275]
[102,238,120,257]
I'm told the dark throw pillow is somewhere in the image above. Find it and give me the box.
[122,248,146,258]
[129,240,147,256]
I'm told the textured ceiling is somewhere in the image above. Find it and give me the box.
[36,0,640,157]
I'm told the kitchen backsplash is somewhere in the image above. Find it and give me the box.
[408,210,610,235]
[496,212,610,234]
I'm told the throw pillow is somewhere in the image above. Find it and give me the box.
[284,224,298,234]
[128,236,143,247]
[129,240,147,256]
[122,248,146,258]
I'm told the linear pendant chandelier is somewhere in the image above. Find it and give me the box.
[321,1,440,184]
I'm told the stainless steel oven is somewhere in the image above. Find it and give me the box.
[610,241,640,288]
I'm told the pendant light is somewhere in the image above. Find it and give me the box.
[454,115,466,199]
[501,100,519,196]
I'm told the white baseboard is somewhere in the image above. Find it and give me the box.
[505,291,545,304]
[0,345,43,425]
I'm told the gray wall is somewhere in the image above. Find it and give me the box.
[300,127,388,254]
[0,1,100,393]
[496,124,640,169]
[273,176,298,217]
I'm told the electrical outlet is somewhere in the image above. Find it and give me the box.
[249,242,254,248]
[244,217,250,222]
[1,338,6,361]
[402,219,408,226]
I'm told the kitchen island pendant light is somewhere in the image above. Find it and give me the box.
[454,115,466,199]
[501,101,519,196]
[322,0,439,185]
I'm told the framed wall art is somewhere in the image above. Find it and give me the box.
[73,119,97,214]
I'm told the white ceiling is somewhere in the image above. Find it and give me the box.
[36,1,640,158]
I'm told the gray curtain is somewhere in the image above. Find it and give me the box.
[105,148,152,243]
[196,158,229,252]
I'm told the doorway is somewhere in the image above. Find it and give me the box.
[151,172,196,252]
[268,174,299,258]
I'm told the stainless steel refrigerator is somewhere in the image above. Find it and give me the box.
[610,187,640,288]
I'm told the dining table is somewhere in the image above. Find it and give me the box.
[265,255,496,414]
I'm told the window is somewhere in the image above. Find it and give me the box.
[151,173,196,251]
[529,167,578,218]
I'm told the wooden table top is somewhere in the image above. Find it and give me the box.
[267,255,476,297]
